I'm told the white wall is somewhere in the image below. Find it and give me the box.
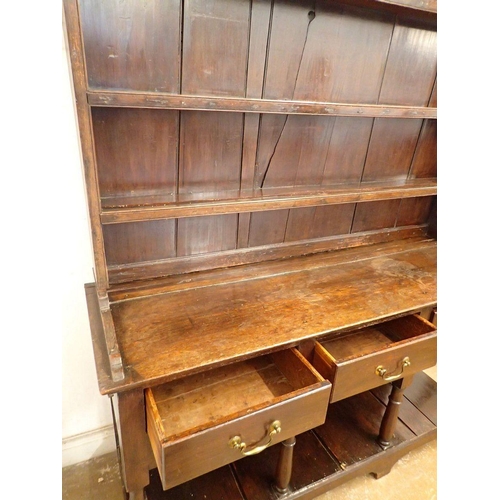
[61,32,116,466]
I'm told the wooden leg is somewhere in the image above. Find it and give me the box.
[128,490,146,500]
[372,461,395,479]
[377,376,414,449]
[274,437,296,493]
[117,390,151,498]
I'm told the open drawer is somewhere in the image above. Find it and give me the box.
[145,348,331,490]
[313,314,437,403]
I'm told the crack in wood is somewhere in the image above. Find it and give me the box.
[259,5,317,189]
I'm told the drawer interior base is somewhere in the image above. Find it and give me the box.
[320,314,437,363]
[144,371,437,499]
[148,349,326,444]
[149,356,296,439]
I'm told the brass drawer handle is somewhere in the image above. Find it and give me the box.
[376,357,411,381]
[228,420,282,456]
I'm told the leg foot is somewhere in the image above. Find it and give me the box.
[377,376,413,448]
[372,463,394,479]
[128,489,146,500]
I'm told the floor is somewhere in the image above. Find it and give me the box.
[62,367,437,500]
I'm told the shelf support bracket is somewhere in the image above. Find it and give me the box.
[98,293,125,382]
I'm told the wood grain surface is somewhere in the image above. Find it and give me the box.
[87,238,436,394]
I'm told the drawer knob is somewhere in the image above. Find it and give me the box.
[376,356,411,381]
[228,420,282,456]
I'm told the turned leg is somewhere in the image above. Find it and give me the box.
[274,437,296,493]
[116,390,151,499]
[377,375,414,449]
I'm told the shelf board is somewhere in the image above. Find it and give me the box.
[376,0,436,13]
[86,237,437,394]
[87,91,437,119]
[337,0,437,14]
[100,179,437,224]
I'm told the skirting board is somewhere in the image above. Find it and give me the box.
[62,425,116,468]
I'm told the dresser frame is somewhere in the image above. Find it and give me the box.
[64,0,437,497]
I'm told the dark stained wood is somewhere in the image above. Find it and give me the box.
[145,351,331,490]
[99,305,124,382]
[290,2,394,104]
[371,381,436,436]
[179,111,244,194]
[92,107,179,198]
[181,0,250,97]
[93,238,436,394]
[427,196,437,239]
[79,0,182,92]
[238,114,261,248]
[396,195,435,226]
[428,78,437,107]
[146,350,328,438]
[117,389,151,496]
[258,115,337,188]
[272,349,326,390]
[402,368,437,425]
[177,215,238,256]
[237,0,273,248]
[102,220,176,266]
[378,313,436,341]
[245,0,272,98]
[247,209,289,247]
[100,178,436,223]
[322,117,374,184]
[361,118,424,182]
[230,374,436,500]
[334,0,437,15]
[69,0,437,497]
[233,431,342,499]
[253,115,287,189]
[409,119,437,178]
[177,111,243,256]
[284,204,356,243]
[107,237,434,301]
[261,0,315,100]
[275,437,297,492]
[378,17,437,106]
[313,314,436,402]
[377,375,415,447]
[63,0,108,292]
[88,91,437,118]
[240,114,261,190]
[351,199,401,232]
[314,390,413,465]
[85,283,117,387]
[108,226,429,284]
[146,465,244,500]
[377,0,436,13]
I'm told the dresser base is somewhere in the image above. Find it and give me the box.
[143,372,437,500]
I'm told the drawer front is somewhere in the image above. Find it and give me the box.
[146,349,331,490]
[313,314,437,403]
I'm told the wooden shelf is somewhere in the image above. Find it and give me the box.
[88,91,437,120]
[87,237,437,394]
[376,0,436,13]
[335,0,437,15]
[105,226,429,284]
[100,179,437,224]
